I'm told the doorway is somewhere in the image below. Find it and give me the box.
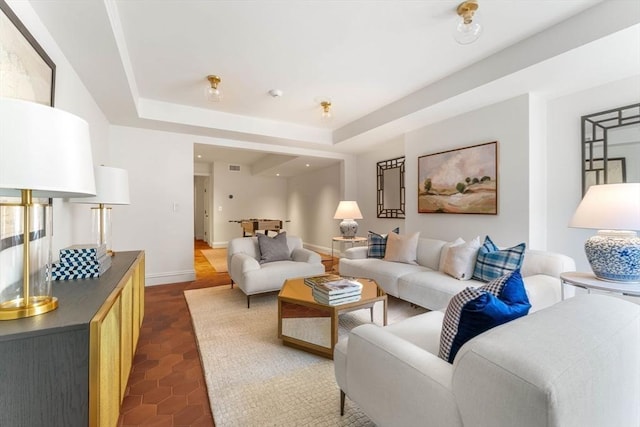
[193,175,211,246]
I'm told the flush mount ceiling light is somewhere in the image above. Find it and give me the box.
[454,0,482,45]
[205,75,223,102]
[320,100,332,121]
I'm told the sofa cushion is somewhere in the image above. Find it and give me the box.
[442,238,481,280]
[384,231,420,264]
[438,237,465,271]
[338,258,428,297]
[472,236,526,282]
[367,227,399,258]
[257,231,291,264]
[439,270,531,363]
[398,271,481,311]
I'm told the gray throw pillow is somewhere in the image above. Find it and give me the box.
[257,232,290,264]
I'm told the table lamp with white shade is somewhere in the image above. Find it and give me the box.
[0,98,96,320]
[333,201,363,238]
[569,183,640,282]
[70,165,130,255]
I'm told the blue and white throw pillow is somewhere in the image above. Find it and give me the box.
[438,269,531,363]
[367,227,399,258]
[472,236,526,282]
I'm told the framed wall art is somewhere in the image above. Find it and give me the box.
[418,141,497,214]
[377,156,405,218]
[0,0,56,106]
[584,157,626,191]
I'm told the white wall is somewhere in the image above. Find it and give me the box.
[108,126,195,285]
[546,75,640,271]
[405,95,531,248]
[211,162,288,246]
[287,163,341,253]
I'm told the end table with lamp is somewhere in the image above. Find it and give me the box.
[560,272,640,300]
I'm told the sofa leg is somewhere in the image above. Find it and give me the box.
[340,390,345,416]
[230,279,234,289]
[247,295,250,309]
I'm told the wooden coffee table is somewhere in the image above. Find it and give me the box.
[277,276,387,359]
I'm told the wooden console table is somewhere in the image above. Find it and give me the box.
[0,250,145,427]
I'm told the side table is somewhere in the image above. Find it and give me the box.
[560,271,640,300]
[331,236,367,271]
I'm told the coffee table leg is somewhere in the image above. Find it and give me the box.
[383,297,387,326]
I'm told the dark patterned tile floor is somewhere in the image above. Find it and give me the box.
[118,241,228,427]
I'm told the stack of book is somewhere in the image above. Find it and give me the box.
[305,275,363,306]
[50,244,111,280]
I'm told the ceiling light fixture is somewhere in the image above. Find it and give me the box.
[320,101,332,121]
[454,0,482,45]
[268,89,283,98]
[206,75,223,102]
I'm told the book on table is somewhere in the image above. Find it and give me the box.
[312,291,362,306]
[303,274,342,288]
[305,277,362,296]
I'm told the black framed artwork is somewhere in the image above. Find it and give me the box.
[0,0,56,106]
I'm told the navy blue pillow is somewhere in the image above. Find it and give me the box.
[439,270,531,363]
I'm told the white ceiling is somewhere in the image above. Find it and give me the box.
[26,0,640,176]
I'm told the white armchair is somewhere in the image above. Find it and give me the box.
[334,294,640,427]
[227,235,324,307]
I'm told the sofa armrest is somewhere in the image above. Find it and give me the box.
[344,246,368,259]
[343,324,462,427]
[229,252,260,282]
[291,247,321,264]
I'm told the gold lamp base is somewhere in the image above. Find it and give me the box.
[0,296,59,320]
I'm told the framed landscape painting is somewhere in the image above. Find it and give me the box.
[418,141,497,214]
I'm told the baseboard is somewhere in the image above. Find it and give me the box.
[304,243,330,256]
[145,270,196,286]
[211,241,228,249]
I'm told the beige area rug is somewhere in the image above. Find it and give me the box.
[184,286,426,426]
[201,248,228,272]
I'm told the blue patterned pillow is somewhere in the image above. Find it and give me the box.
[367,227,399,258]
[472,236,526,282]
[439,270,531,363]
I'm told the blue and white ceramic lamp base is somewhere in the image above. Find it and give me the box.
[585,230,640,283]
[339,219,359,238]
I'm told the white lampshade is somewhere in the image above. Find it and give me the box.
[569,183,640,231]
[69,166,130,205]
[69,165,130,255]
[333,201,363,220]
[333,201,363,238]
[0,98,96,197]
[569,183,640,282]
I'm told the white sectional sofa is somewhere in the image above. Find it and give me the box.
[339,237,576,311]
[334,294,640,427]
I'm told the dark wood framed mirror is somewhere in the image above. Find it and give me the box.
[377,156,405,218]
[581,103,640,195]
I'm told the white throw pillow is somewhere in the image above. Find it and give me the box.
[439,237,465,271]
[383,231,420,264]
[443,237,481,280]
